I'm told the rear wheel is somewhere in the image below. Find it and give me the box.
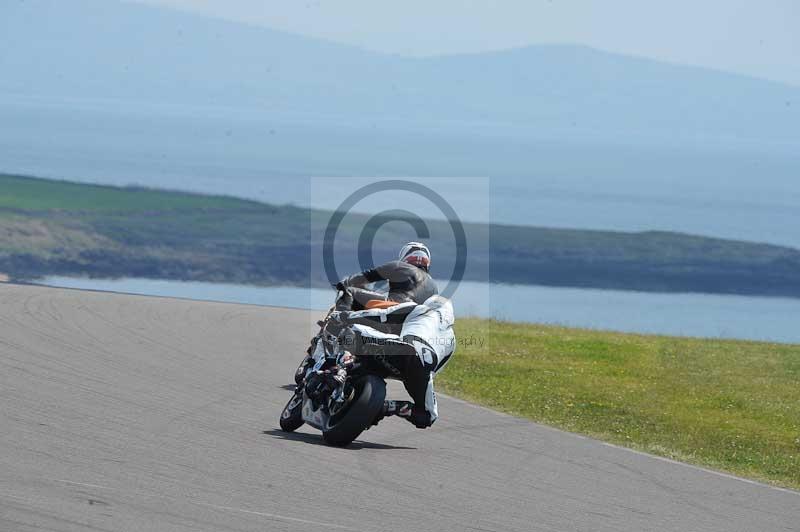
[279,391,305,432]
[322,375,386,447]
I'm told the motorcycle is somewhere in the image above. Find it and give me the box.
[278,292,393,446]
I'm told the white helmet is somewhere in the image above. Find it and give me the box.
[399,241,431,270]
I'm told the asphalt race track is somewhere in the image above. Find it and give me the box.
[1,283,797,531]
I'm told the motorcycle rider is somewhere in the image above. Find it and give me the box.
[294,242,453,429]
[335,241,437,311]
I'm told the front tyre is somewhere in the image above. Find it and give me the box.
[295,356,310,386]
[279,391,305,432]
[322,375,386,447]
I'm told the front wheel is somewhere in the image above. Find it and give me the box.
[279,391,305,432]
[322,375,386,447]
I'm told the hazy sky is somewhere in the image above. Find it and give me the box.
[135,0,800,86]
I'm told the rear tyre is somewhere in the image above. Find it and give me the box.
[322,375,386,447]
[279,392,305,432]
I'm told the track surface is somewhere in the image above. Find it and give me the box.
[0,284,797,532]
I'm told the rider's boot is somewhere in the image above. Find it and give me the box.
[383,400,414,418]
[378,400,433,429]
[371,399,414,427]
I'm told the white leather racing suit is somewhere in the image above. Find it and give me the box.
[340,295,455,426]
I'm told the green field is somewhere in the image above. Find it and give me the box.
[443,319,800,489]
[0,174,254,212]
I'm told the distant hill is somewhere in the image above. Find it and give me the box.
[2,0,798,144]
[3,174,800,298]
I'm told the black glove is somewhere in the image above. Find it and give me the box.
[304,372,334,401]
[335,278,350,291]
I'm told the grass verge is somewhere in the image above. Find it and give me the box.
[443,319,800,490]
